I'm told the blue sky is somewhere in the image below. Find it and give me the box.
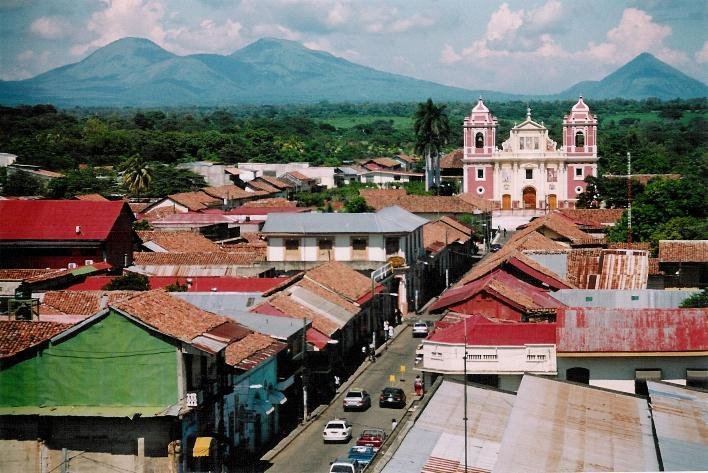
[1,0,706,94]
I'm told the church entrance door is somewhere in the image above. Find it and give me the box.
[502,194,511,210]
[523,187,536,209]
[547,194,557,209]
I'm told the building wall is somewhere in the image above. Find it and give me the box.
[422,343,557,375]
[557,355,704,394]
[0,311,179,407]
[266,234,391,262]
[449,293,525,321]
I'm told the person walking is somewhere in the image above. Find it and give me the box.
[388,324,395,342]
[414,375,423,396]
[333,375,340,392]
[391,418,398,431]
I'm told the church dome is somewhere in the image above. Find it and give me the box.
[471,96,489,113]
[572,95,590,112]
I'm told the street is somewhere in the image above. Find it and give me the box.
[255,315,434,473]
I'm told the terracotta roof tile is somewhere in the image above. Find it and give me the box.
[558,209,624,226]
[440,149,464,169]
[247,180,281,193]
[0,269,62,281]
[256,175,294,190]
[40,290,138,316]
[303,261,373,302]
[511,211,599,245]
[566,249,649,289]
[457,192,494,212]
[137,231,223,253]
[395,154,418,163]
[285,171,313,181]
[367,157,400,168]
[225,332,286,370]
[202,185,254,200]
[133,250,265,266]
[658,240,708,263]
[648,258,661,275]
[423,218,472,252]
[604,173,682,186]
[112,290,225,342]
[138,205,180,222]
[297,278,361,314]
[0,320,74,358]
[74,193,109,201]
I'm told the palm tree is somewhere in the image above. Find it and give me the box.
[121,153,152,195]
[414,98,450,192]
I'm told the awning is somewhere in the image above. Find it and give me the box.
[268,391,287,405]
[635,369,662,380]
[193,437,213,457]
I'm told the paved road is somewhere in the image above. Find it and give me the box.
[261,316,432,473]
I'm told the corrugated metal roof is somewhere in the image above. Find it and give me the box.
[381,379,514,473]
[557,307,708,352]
[289,285,354,327]
[647,381,708,471]
[552,289,701,309]
[427,315,556,345]
[260,205,427,234]
[0,405,176,417]
[493,376,659,473]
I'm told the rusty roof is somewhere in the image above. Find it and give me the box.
[495,375,659,473]
[296,278,361,314]
[566,248,649,289]
[112,290,226,343]
[41,290,138,316]
[303,261,373,302]
[225,332,286,370]
[658,240,708,262]
[0,320,74,358]
[137,230,223,253]
[395,154,418,163]
[557,307,708,353]
[133,250,266,266]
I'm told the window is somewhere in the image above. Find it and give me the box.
[476,186,485,195]
[631,295,639,301]
[285,239,299,251]
[575,186,583,193]
[525,168,533,180]
[526,354,547,361]
[467,349,497,361]
[385,237,399,256]
[318,238,334,261]
[575,167,583,177]
[566,367,590,384]
[575,131,585,147]
[475,132,484,148]
[585,296,593,302]
[476,168,484,180]
[352,238,367,251]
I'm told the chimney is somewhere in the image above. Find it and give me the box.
[75,225,81,234]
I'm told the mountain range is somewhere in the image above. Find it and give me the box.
[0,37,705,106]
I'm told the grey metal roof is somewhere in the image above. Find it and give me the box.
[289,285,354,328]
[172,293,305,340]
[260,205,428,234]
[494,376,659,473]
[381,379,515,473]
[647,381,708,471]
[552,288,701,308]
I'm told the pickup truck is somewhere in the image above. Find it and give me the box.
[355,428,386,451]
[328,459,363,473]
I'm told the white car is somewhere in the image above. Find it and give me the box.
[412,321,429,337]
[323,418,352,443]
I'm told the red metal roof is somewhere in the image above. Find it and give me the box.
[428,314,557,345]
[0,200,130,240]
[66,276,287,292]
[557,308,708,353]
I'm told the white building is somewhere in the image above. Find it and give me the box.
[462,96,598,210]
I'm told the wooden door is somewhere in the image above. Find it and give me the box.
[522,187,536,209]
[547,194,557,209]
[502,194,511,210]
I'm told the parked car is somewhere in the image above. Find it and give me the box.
[414,343,424,366]
[343,388,371,411]
[412,321,429,337]
[329,459,363,473]
[347,445,376,467]
[356,428,386,451]
[379,387,407,408]
[490,243,502,252]
[323,418,352,443]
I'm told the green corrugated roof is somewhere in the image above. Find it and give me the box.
[0,405,175,417]
[69,265,100,276]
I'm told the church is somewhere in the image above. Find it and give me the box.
[462,96,598,210]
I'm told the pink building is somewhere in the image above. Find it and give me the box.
[462,96,598,210]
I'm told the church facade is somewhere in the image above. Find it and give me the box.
[462,96,598,210]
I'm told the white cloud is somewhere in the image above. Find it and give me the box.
[526,0,564,31]
[250,23,301,41]
[440,44,462,64]
[390,14,434,33]
[486,3,523,42]
[30,16,69,39]
[166,19,244,54]
[327,2,350,27]
[696,41,708,63]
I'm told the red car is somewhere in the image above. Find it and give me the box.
[356,428,386,451]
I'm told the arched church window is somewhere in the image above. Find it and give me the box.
[475,132,484,149]
[575,131,585,147]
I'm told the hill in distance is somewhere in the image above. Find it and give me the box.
[0,37,704,106]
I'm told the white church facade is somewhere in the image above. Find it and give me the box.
[462,96,598,210]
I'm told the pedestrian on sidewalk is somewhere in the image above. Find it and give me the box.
[394,308,402,325]
[383,320,389,340]
[334,375,340,391]
[388,324,394,341]
[391,418,398,431]
[414,375,424,396]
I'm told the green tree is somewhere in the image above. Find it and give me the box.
[679,289,708,308]
[414,98,450,191]
[4,170,44,196]
[344,196,372,213]
[103,273,149,291]
[120,153,153,195]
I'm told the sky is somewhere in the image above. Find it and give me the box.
[1,0,706,94]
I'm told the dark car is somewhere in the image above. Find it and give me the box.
[489,243,502,252]
[379,387,406,408]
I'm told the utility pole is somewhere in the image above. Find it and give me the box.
[627,152,632,244]
[463,317,468,473]
[301,317,308,423]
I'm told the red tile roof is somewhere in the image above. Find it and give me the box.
[137,230,223,252]
[558,209,624,227]
[303,261,373,302]
[166,191,221,211]
[112,290,226,343]
[512,212,600,245]
[257,175,294,190]
[259,293,339,336]
[133,250,266,266]
[74,193,109,201]
[457,193,494,212]
[202,185,254,200]
[428,314,556,345]
[0,200,131,240]
[440,149,464,169]
[225,332,286,370]
[658,240,708,263]
[41,290,138,315]
[240,198,297,208]
[557,308,708,353]
[423,217,473,252]
[0,320,74,358]
[285,171,313,182]
[65,276,287,292]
